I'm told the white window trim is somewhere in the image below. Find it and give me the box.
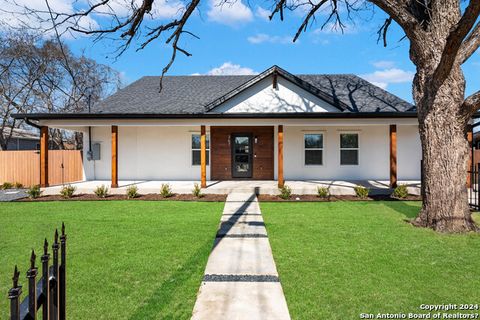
[339,131,360,166]
[303,132,325,167]
[190,133,210,167]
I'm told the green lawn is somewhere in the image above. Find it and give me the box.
[0,201,223,320]
[261,201,480,320]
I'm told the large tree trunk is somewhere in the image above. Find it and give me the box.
[413,63,477,232]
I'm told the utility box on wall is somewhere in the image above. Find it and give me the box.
[91,143,101,160]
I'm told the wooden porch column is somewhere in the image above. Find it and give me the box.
[390,124,397,188]
[278,125,284,188]
[111,125,118,188]
[40,126,49,187]
[200,125,207,188]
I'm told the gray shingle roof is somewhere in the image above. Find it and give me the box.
[93,67,414,114]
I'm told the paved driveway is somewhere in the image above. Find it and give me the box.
[0,189,27,201]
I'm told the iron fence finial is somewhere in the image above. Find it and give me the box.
[12,265,20,288]
[44,238,48,255]
[62,222,65,236]
[54,229,59,244]
[30,250,36,269]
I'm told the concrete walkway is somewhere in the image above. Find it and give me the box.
[191,193,291,320]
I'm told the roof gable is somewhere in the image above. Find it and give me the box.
[205,65,348,113]
[210,73,342,113]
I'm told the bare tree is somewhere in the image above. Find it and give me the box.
[0,31,121,150]
[2,0,480,232]
[31,40,121,149]
[0,32,44,150]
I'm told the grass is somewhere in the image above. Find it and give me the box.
[261,201,480,319]
[0,201,223,320]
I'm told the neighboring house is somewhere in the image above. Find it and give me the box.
[2,127,39,150]
[13,65,422,188]
[473,131,480,149]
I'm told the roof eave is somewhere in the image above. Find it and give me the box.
[12,112,419,121]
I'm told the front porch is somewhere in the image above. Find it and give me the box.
[40,180,421,196]
[35,121,423,191]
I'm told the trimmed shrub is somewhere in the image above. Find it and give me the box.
[1,182,14,190]
[60,185,76,199]
[354,186,369,199]
[126,185,139,199]
[317,186,330,199]
[192,183,204,198]
[94,185,109,198]
[160,183,173,198]
[279,185,292,200]
[27,185,42,199]
[392,184,409,199]
[14,182,23,189]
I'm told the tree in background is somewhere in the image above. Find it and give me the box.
[2,0,480,232]
[0,31,121,150]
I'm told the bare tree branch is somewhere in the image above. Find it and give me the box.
[431,0,480,91]
[377,17,392,47]
[156,0,200,90]
[269,0,286,21]
[44,0,78,89]
[368,0,424,42]
[459,21,480,65]
[463,90,480,115]
[293,0,330,42]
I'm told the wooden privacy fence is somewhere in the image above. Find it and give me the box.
[8,224,67,320]
[0,150,83,187]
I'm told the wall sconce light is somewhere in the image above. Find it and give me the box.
[254,136,258,144]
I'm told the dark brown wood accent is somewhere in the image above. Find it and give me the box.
[111,125,118,188]
[211,126,274,180]
[278,125,284,187]
[40,126,49,187]
[468,125,473,187]
[201,125,207,188]
[390,124,397,188]
[273,72,278,89]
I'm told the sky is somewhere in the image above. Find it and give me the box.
[3,0,480,103]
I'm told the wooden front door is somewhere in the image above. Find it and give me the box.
[231,134,253,178]
[211,126,274,180]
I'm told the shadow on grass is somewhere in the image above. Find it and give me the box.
[128,239,212,320]
[382,201,422,219]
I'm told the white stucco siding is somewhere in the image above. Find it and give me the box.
[83,126,111,180]
[81,123,420,182]
[283,126,391,180]
[83,126,209,181]
[397,125,422,180]
[213,76,340,113]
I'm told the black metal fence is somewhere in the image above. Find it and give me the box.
[469,166,479,210]
[8,224,67,320]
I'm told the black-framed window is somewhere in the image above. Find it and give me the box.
[192,134,210,166]
[304,133,323,165]
[340,133,359,165]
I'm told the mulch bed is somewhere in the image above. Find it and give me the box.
[257,194,422,202]
[15,193,422,202]
[16,193,227,202]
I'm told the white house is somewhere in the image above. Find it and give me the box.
[14,65,421,193]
